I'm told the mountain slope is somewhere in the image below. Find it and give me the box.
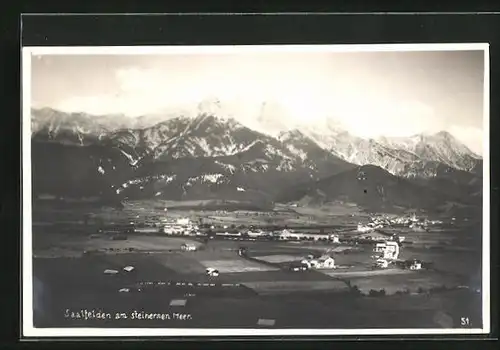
[112,127,356,202]
[31,108,112,145]
[303,127,422,175]
[378,131,481,172]
[32,107,483,176]
[152,115,270,160]
[302,122,483,178]
[30,107,483,208]
[276,164,459,213]
[31,140,135,202]
[33,114,356,203]
[404,161,483,205]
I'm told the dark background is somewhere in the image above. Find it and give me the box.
[1,4,499,349]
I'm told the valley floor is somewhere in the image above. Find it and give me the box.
[29,201,484,330]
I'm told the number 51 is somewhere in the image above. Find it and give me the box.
[461,317,470,326]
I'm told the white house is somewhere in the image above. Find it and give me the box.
[206,268,219,277]
[176,217,191,226]
[164,225,184,235]
[373,241,399,260]
[181,243,197,251]
[301,255,334,269]
[278,229,301,240]
[383,241,400,260]
[316,255,335,269]
[330,234,340,243]
[410,260,422,270]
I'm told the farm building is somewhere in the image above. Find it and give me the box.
[271,229,292,240]
[301,255,335,269]
[176,217,191,226]
[373,241,400,260]
[301,259,318,269]
[410,260,422,270]
[206,268,219,277]
[164,225,182,234]
[330,234,340,243]
[316,255,335,269]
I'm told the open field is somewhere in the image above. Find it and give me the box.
[250,254,304,264]
[199,259,278,273]
[33,220,481,285]
[322,268,413,278]
[242,280,349,294]
[30,200,483,329]
[33,198,479,229]
[32,248,481,329]
[290,202,366,220]
[154,253,207,274]
[33,200,359,230]
[33,233,202,257]
[347,271,462,295]
[34,257,482,329]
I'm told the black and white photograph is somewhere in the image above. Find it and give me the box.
[22,44,490,337]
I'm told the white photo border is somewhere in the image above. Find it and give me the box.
[21,43,491,338]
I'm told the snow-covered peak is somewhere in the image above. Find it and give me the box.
[197,97,224,117]
[31,107,116,145]
[191,113,242,131]
[301,116,349,136]
[277,129,307,143]
[376,130,482,172]
[253,100,296,136]
[33,102,482,180]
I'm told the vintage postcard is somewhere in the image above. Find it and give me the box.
[22,44,490,337]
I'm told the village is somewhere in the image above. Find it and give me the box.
[92,210,437,277]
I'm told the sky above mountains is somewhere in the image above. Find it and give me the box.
[30,48,486,155]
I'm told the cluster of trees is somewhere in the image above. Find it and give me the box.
[368,289,387,297]
[286,236,331,242]
[346,283,457,298]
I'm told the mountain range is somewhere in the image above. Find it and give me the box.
[30,106,483,214]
